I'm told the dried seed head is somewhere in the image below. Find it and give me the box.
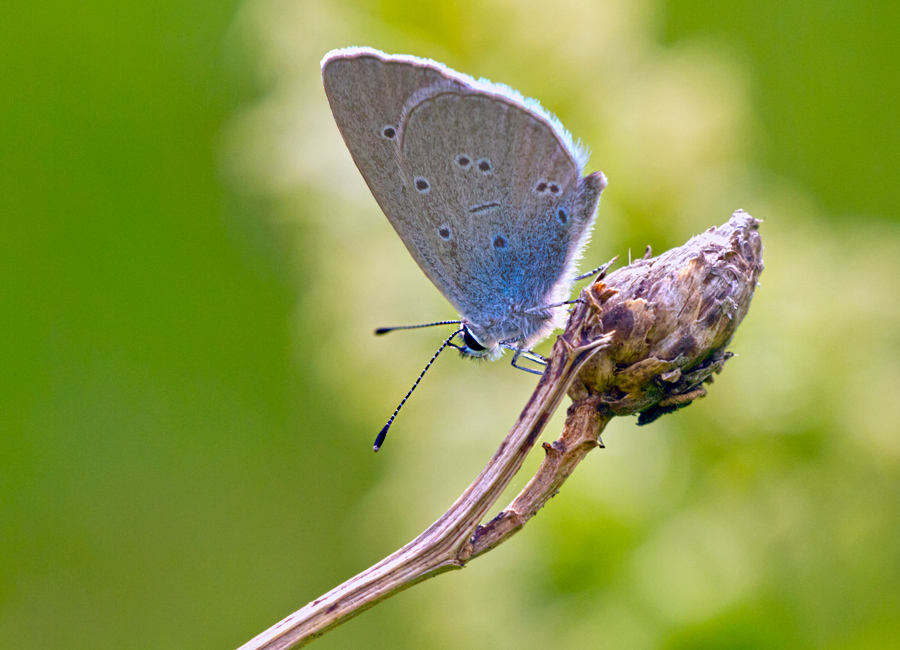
[569,210,764,423]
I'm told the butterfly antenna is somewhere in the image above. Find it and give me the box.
[573,256,619,282]
[374,328,464,452]
[375,320,462,336]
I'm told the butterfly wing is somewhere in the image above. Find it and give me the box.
[322,48,464,274]
[397,86,604,341]
[322,48,605,347]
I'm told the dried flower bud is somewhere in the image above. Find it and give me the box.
[569,210,764,423]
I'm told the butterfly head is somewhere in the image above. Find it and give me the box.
[457,324,505,360]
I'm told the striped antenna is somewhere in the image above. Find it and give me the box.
[374,328,464,452]
[573,257,618,282]
[375,320,462,336]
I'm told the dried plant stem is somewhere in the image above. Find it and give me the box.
[238,322,611,650]
[465,396,612,560]
[238,212,763,650]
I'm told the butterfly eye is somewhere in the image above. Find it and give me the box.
[381,126,397,139]
[462,328,487,352]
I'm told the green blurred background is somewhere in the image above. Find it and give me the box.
[3,0,899,648]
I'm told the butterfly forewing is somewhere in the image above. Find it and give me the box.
[322,52,463,247]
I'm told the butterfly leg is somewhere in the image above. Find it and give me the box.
[504,343,546,375]
[501,342,546,364]
[520,350,547,364]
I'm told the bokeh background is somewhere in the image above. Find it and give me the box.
[3,1,899,648]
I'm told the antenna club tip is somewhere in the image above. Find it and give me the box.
[373,424,389,451]
[374,328,391,336]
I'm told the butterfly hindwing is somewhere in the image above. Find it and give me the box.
[397,87,587,328]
